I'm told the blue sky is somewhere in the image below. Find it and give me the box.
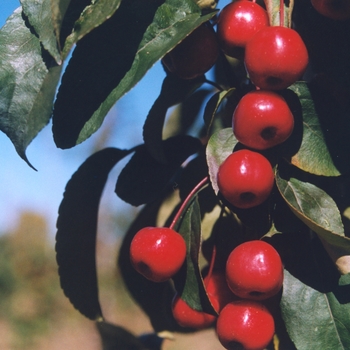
[0,1,165,237]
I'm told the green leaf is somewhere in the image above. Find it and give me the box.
[21,0,61,64]
[116,135,202,206]
[276,171,350,274]
[84,1,217,145]
[281,270,350,350]
[289,82,341,177]
[173,196,215,314]
[203,88,235,135]
[276,171,345,236]
[206,127,238,194]
[52,0,217,149]
[51,0,92,49]
[61,0,122,59]
[0,8,62,168]
[56,148,130,320]
[143,74,205,163]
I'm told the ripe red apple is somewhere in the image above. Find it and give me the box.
[203,270,237,312]
[232,90,294,150]
[217,150,275,209]
[217,0,269,58]
[226,240,283,300]
[311,0,350,20]
[216,300,275,350]
[162,23,219,79]
[130,227,186,282]
[172,294,217,329]
[245,26,309,90]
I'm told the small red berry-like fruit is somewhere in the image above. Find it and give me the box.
[162,23,219,79]
[311,0,350,20]
[204,271,237,312]
[245,26,309,90]
[217,150,274,209]
[172,294,217,329]
[130,227,186,282]
[226,240,283,300]
[216,300,275,350]
[233,90,294,150]
[217,0,269,58]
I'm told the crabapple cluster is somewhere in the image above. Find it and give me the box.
[216,0,309,209]
[172,240,283,350]
[215,240,283,350]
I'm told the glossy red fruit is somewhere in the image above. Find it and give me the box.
[232,90,294,150]
[311,0,350,20]
[217,150,274,209]
[245,26,309,90]
[130,227,186,282]
[216,300,275,350]
[162,23,219,79]
[204,270,237,312]
[217,0,269,58]
[172,294,217,329]
[226,240,283,300]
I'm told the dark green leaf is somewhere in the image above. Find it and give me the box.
[56,148,130,320]
[289,82,341,176]
[52,0,217,149]
[51,0,91,49]
[21,0,61,64]
[143,74,204,163]
[276,171,346,238]
[206,127,238,194]
[96,321,149,350]
[203,88,235,135]
[50,0,71,45]
[0,8,62,168]
[173,197,215,314]
[116,135,202,206]
[61,0,122,59]
[281,270,350,350]
[339,274,350,286]
[276,172,350,274]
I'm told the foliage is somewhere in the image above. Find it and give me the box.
[1,0,350,349]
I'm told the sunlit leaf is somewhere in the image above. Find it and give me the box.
[281,270,350,350]
[56,148,130,320]
[206,127,238,194]
[61,0,122,59]
[21,0,61,64]
[276,171,350,273]
[51,0,91,49]
[289,82,341,176]
[173,197,215,314]
[0,7,62,168]
[52,0,217,149]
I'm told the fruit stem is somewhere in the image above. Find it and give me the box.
[280,0,284,27]
[206,245,217,281]
[169,176,209,230]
